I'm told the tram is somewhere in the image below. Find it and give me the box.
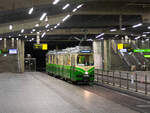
[46,46,94,84]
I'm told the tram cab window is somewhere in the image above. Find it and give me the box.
[77,55,94,66]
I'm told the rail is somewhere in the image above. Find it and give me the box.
[95,69,150,95]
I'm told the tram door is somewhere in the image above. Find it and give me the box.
[71,55,75,79]
[25,58,36,72]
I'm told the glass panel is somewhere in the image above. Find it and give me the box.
[77,55,94,66]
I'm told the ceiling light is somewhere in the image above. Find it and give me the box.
[62,4,70,10]
[50,28,54,30]
[134,36,140,40]
[41,32,46,38]
[96,33,104,38]
[132,23,142,28]
[77,4,84,9]
[143,32,150,34]
[72,8,78,12]
[54,25,57,29]
[28,7,34,15]
[148,26,150,29]
[115,35,119,37]
[18,34,21,36]
[47,29,50,32]
[9,25,13,30]
[100,37,104,40]
[57,23,60,26]
[25,36,27,38]
[32,29,36,32]
[0,38,2,40]
[45,24,50,28]
[146,39,149,41]
[62,14,71,22]
[53,0,60,5]
[121,28,126,31]
[35,24,39,27]
[21,29,24,33]
[142,34,146,37]
[110,29,117,32]
[40,13,47,21]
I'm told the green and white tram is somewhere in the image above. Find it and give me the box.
[46,46,94,84]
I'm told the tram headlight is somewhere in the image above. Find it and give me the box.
[85,72,88,75]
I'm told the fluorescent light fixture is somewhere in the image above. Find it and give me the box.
[21,29,24,33]
[47,29,50,32]
[35,24,39,27]
[32,29,36,32]
[143,32,150,34]
[146,39,149,41]
[96,33,105,38]
[110,29,117,32]
[100,37,104,40]
[28,7,34,15]
[72,8,78,12]
[148,26,150,29]
[9,25,13,30]
[62,14,71,22]
[57,23,60,26]
[134,36,141,40]
[132,23,142,28]
[53,0,60,5]
[0,38,2,40]
[45,24,50,28]
[77,4,84,9]
[41,32,46,38]
[121,28,126,31]
[142,34,146,37]
[54,25,57,29]
[40,13,47,21]
[62,4,70,10]
[25,36,27,38]
[115,35,119,37]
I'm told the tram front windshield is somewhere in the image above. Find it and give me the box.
[77,55,94,66]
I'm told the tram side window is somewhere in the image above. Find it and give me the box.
[77,55,94,66]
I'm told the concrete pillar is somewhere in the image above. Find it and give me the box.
[36,32,40,44]
[103,40,111,71]
[17,39,24,73]
[4,38,6,49]
[11,38,14,48]
[93,40,103,70]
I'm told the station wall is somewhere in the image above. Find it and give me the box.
[0,39,24,73]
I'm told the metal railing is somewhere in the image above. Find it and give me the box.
[95,69,150,95]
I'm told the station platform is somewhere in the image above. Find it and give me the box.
[0,72,142,113]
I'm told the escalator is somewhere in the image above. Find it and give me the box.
[111,40,147,71]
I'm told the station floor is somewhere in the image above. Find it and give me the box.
[0,72,140,113]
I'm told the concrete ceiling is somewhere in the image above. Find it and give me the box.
[0,0,150,40]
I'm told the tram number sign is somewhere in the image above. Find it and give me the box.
[34,44,48,50]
